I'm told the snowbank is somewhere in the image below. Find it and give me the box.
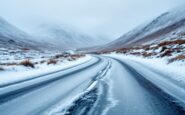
[106,54,185,84]
[0,55,92,86]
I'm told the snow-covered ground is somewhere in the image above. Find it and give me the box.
[0,47,91,86]
[106,54,185,85]
[113,39,185,61]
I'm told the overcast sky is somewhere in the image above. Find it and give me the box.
[0,0,185,39]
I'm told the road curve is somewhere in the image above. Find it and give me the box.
[0,55,185,115]
[0,56,108,115]
[106,57,185,115]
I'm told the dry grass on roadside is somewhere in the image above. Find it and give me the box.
[169,55,185,63]
[20,48,30,51]
[20,60,35,68]
[160,50,173,57]
[159,39,185,46]
[47,59,58,65]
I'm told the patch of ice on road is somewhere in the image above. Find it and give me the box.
[42,80,99,115]
[0,55,91,86]
[43,58,113,115]
[101,63,118,115]
[86,81,98,91]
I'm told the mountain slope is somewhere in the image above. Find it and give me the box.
[0,18,107,51]
[32,24,107,50]
[101,4,185,51]
[0,17,42,49]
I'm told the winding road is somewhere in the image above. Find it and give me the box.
[0,55,185,115]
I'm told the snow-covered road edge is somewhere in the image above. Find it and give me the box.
[43,59,113,115]
[105,54,185,84]
[106,54,185,109]
[0,55,92,86]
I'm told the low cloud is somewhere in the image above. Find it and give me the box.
[0,0,185,39]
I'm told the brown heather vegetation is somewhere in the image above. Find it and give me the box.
[98,38,185,63]
[71,54,85,58]
[20,48,30,51]
[142,52,156,57]
[160,50,173,57]
[159,39,185,46]
[48,54,85,65]
[20,60,35,68]
[47,59,58,65]
[169,55,185,63]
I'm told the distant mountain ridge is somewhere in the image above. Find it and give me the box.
[0,17,107,50]
[32,24,107,50]
[99,4,185,51]
[0,17,41,49]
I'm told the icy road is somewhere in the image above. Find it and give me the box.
[0,56,185,115]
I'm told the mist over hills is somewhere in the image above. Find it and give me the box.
[98,4,185,51]
[0,17,107,51]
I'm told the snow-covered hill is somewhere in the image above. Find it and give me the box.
[32,24,107,50]
[101,4,185,50]
[0,17,44,49]
[0,18,107,51]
